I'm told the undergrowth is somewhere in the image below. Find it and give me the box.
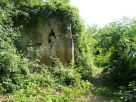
[8,61,93,102]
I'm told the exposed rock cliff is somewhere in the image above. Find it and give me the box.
[19,17,74,65]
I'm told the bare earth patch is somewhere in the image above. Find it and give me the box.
[0,94,9,102]
[76,95,112,102]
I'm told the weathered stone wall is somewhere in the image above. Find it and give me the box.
[20,17,74,65]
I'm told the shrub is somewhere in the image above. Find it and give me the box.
[94,18,136,86]
[0,6,30,92]
[119,81,136,102]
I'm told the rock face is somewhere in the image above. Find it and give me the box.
[20,17,74,65]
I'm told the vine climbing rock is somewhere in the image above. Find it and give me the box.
[18,17,74,65]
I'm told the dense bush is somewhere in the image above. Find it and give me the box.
[93,18,136,86]
[9,61,93,102]
[119,81,136,101]
[0,2,30,92]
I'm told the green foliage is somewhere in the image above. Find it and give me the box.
[75,25,95,77]
[3,0,44,5]
[48,0,70,3]
[77,32,94,69]
[0,51,29,92]
[9,62,93,102]
[0,0,94,101]
[9,82,92,102]
[12,1,80,35]
[91,86,118,97]
[1,1,136,102]
[0,24,30,93]
[119,81,136,102]
[0,1,30,93]
[0,35,29,93]
[53,66,78,85]
[93,18,136,86]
